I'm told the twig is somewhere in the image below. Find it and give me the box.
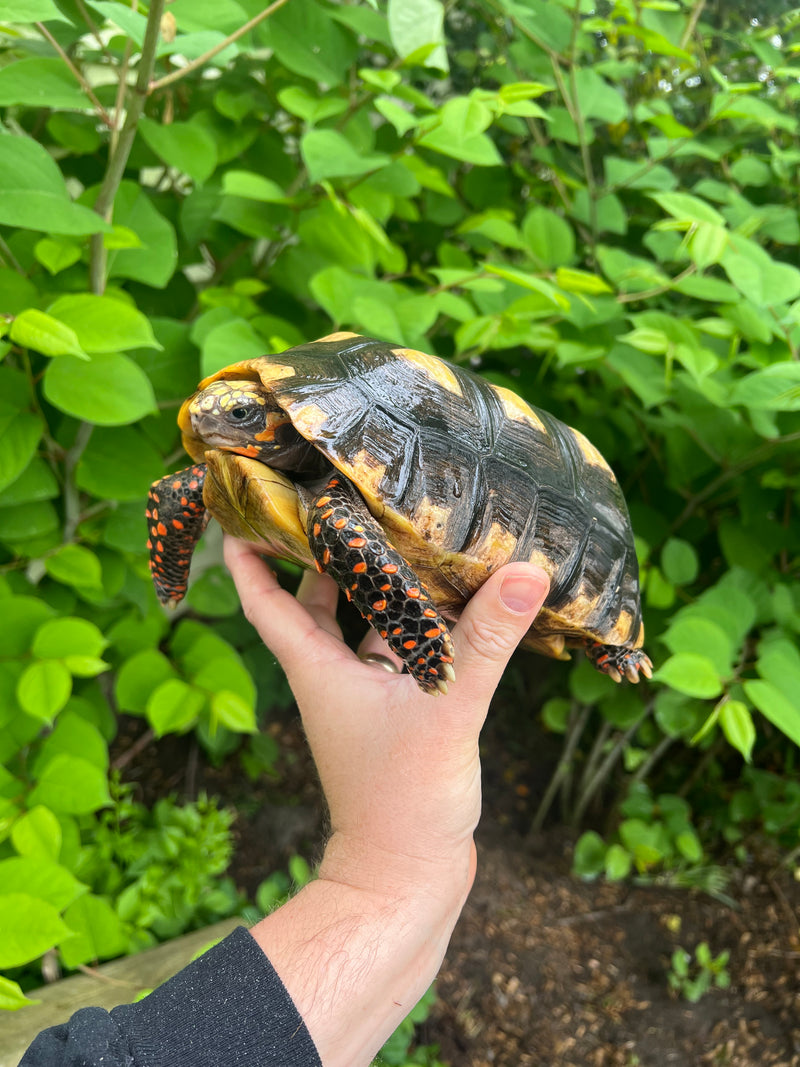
[75,0,115,62]
[35,21,115,129]
[112,727,156,771]
[89,0,166,294]
[571,710,651,828]
[530,702,592,834]
[680,0,707,51]
[0,233,25,275]
[149,0,291,93]
[62,422,94,542]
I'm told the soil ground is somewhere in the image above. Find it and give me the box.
[115,700,800,1067]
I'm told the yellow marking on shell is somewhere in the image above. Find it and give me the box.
[290,402,330,441]
[255,362,296,381]
[391,347,463,398]
[345,449,388,512]
[569,427,616,479]
[477,522,519,573]
[410,495,453,548]
[314,331,361,344]
[553,587,636,646]
[493,385,547,434]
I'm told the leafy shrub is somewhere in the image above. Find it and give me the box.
[0,0,799,1017]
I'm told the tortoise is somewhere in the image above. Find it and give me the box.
[147,332,652,694]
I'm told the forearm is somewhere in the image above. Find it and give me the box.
[249,833,474,1067]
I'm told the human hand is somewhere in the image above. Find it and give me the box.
[224,536,549,893]
[224,536,549,1066]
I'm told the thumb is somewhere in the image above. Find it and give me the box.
[451,563,550,703]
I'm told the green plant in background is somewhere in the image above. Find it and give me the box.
[667,942,731,1003]
[0,0,798,1032]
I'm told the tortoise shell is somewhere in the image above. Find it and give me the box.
[177,333,644,663]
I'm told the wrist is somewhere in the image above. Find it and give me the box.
[249,835,475,1067]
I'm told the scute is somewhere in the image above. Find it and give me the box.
[179,334,644,657]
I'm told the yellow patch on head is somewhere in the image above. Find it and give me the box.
[492,385,547,434]
[569,427,615,479]
[391,347,464,399]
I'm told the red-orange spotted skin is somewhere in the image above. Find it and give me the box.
[307,474,455,694]
[147,465,209,606]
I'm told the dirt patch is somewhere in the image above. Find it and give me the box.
[113,711,800,1066]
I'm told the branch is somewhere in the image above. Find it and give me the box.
[89,0,166,294]
[149,0,291,94]
[36,21,115,129]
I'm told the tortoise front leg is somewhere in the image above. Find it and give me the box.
[305,474,456,695]
[147,464,209,606]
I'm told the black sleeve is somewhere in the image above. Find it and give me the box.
[18,926,323,1067]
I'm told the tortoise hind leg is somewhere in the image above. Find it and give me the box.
[585,641,653,684]
[304,474,455,695]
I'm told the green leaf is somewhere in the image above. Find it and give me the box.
[0,894,70,968]
[374,97,419,136]
[35,236,82,275]
[301,130,391,184]
[572,831,606,880]
[388,0,448,71]
[146,678,206,736]
[32,617,108,660]
[661,538,699,585]
[9,309,89,359]
[483,263,569,307]
[718,699,755,762]
[654,653,723,699]
[60,895,126,968]
[0,596,54,657]
[76,426,164,502]
[221,171,288,202]
[101,181,178,288]
[0,857,85,911]
[729,364,800,412]
[604,843,632,881]
[17,660,72,722]
[201,318,266,377]
[28,753,111,814]
[418,99,502,166]
[0,975,38,1011]
[44,544,103,592]
[649,192,725,226]
[0,135,111,235]
[211,689,257,734]
[0,413,43,493]
[266,0,358,86]
[0,58,89,109]
[115,650,177,714]
[138,117,218,184]
[44,352,157,425]
[47,294,161,353]
[0,0,68,18]
[10,805,62,861]
[662,618,733,678]
[744,681,800,748]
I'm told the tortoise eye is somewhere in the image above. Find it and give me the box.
[229,406,250,420]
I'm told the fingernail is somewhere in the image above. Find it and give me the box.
[500,573,547,614]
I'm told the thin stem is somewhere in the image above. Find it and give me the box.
[75,0,115,62]
[36,21,115,129]
[149,0,291,93]
[571,711,651,828]
[89,0,166,294]
[0,234,25,275]
[530,701,592,834]
[630,734,675,786]
[63,422,94,543]
[680,0,707,50]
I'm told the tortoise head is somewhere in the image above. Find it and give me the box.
[186,379,313,471]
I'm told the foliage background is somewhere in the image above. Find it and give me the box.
[0,0,799,1038]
